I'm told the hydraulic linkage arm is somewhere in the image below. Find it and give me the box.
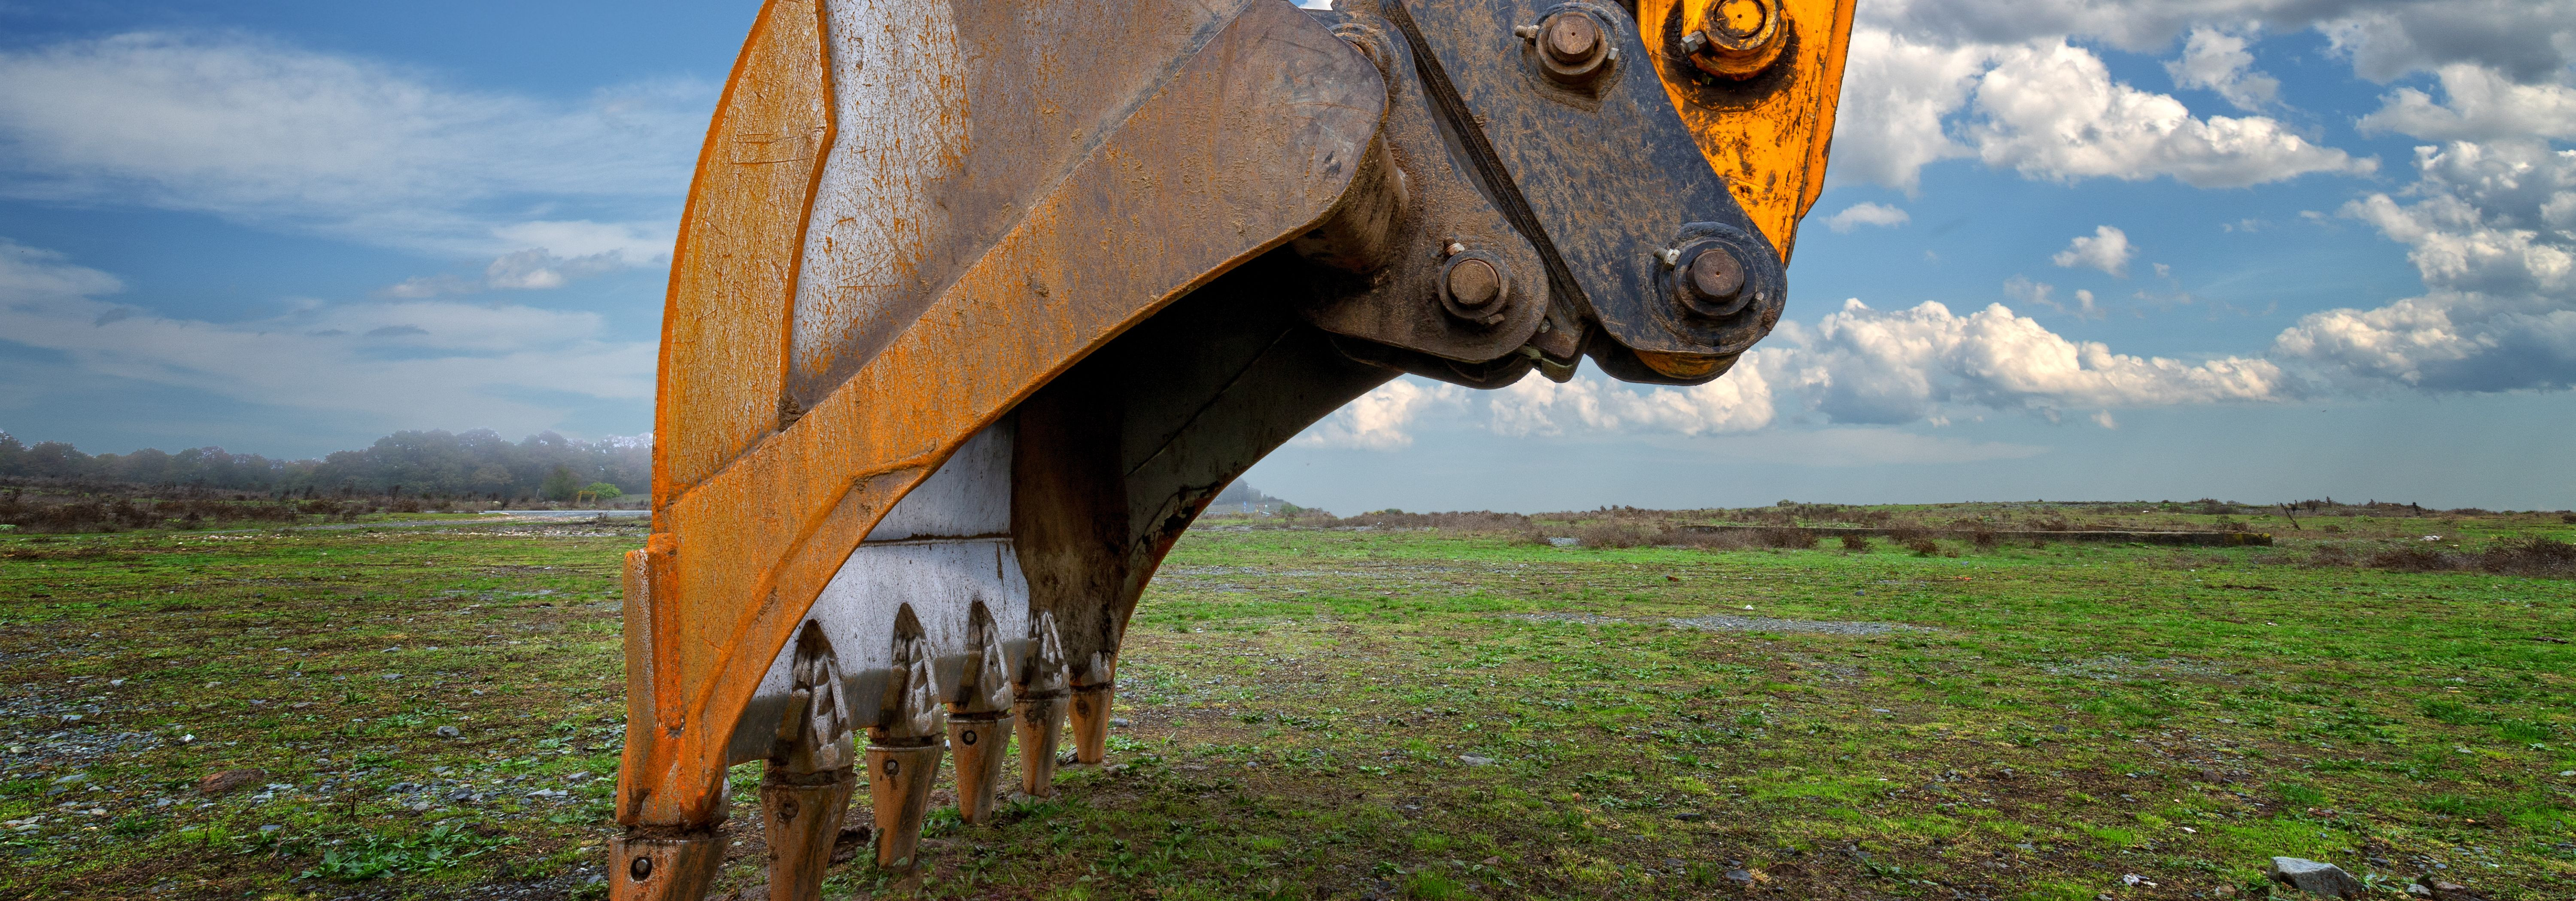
[611,1,1853,898]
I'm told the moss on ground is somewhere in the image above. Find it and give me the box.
[0,511,2568,898]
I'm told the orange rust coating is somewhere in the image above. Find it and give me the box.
[621,2,1385,828]
[1642,0,1854,261]
[652,0,833,507]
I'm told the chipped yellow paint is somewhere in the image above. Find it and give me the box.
[1641,0,1855,260]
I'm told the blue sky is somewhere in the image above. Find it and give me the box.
[2,0,2572,511]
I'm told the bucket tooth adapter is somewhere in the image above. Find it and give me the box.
[612,0,1853,897]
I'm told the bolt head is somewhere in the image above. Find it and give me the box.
[1689,0,1786,79]
[629,855,654,881]
[1688,247,1746,302]
[1446,258,1501,308]
[1543,14,1600,63]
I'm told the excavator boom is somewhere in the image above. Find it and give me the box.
[611,1,1854,896]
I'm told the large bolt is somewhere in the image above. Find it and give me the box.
[1688,0,1786,80]
[1438,250,1513,326]
[1446,258,1501,308]
[1543,14,1599,65]
[629,855,654,881]
[1677,244,1753,317]
[1527,11,1613,86]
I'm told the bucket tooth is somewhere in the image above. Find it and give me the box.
[608,829,724,901]
[761,623,859,900]
[946,601,1017,822]
[1013,610,1071,795]
[760,766,854,901]
[867,605,945,871]
[947,713,1011,822]
[1069,650,1115,765]
[863,740,942,870]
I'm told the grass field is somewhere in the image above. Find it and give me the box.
[0,506,2569,899]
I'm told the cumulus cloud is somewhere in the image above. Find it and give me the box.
[0,238,653,431]
[0,32,704,256]
[2052,225,2135,276]
[1832,28,2370,191]
[1295,379,1466,450]
[1826,202,1912,232]
[1965,40,2370,188]
[2357,64,2576,142]
[2319,0,2576,84]
[2272,140,2576,391]
[1294,294,2283,448]
[2164,27,2279,111]
[1856,0,2576,81]
[1486,362,1777,437]
[1773,299,2284,424]
[1826,27,1990,191]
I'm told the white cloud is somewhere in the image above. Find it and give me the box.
[1826,27,1990,191]
[0,32,704,256]
[1832,27,2371,191]
[1296,379,1466,450]
[1856,0,2576,82]
[2319,0,2576,84]
[2357,64,2576,142]
[1775,299,2284,424]
[2052,225,2135,276]
[2164,27,2278,111]
[0,238,653,432]
[1486,363,1777,437]
[1826,202,1913,232]
[1966,40,2371,188]
[2273,140,2576,391]
[2005,276,2108,319]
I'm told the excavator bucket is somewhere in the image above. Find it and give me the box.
[611,0,1854,897]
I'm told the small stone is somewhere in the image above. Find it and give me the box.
[2407,885,2433,898]
[1725,869,1754,884]
[2427,880,2489,901]
[435,726,462,739]
[258,824,282,834]
[49,773,88,787]
[2266,857,2363,898]
[1458,754,1495,766]
[197,769,267,796]
[1673,811,1704,821]
[1109,717,1131,728]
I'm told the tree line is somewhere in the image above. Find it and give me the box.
[0,428,648,502]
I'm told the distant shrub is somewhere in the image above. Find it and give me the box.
[2478,536,2576,577]
[1906,538,1941,556]
[1970,530,1999,550]
[1761,528,1818,549]
[1839,533,1870,552]
[2366,544,2454,572]
[1574,522,1652,549]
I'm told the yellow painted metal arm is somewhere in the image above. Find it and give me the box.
[1640,0,1857,260]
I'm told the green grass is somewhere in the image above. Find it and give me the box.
[0,510,2570,898]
